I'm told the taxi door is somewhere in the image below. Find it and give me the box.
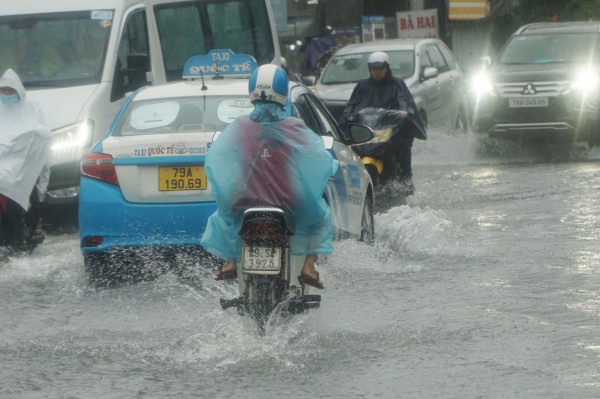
[291,88,366,239]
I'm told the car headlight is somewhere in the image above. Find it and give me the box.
[469,71,495,98]
[51,120,94,152]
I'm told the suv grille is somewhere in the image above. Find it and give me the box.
[495,81,571,97]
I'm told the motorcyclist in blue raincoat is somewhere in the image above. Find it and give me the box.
[200,64,338,289]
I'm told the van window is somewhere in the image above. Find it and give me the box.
[155,0,276,81]
[111,9,151,101]
[0,10,112,87]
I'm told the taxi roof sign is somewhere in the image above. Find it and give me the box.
[182,49,258,79]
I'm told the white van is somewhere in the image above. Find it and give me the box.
[0,0,280,203]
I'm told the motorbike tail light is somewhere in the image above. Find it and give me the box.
[81,153,120,187]
[243,221,288,244]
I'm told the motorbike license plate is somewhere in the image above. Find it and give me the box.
[509,97,548,108]
[241,246,281,274]
[158,166,206,191]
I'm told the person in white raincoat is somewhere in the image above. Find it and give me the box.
[0,68,51,250]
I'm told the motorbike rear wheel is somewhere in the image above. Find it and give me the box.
[247,275,279,335]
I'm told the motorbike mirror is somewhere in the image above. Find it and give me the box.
[302,75,317,86]
[348,123,374,144]
[321,135,334,149]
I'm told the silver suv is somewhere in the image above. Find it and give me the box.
[470,21,600,145]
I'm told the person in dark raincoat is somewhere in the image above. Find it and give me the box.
[339,51,426,193]
[200,64,338,289]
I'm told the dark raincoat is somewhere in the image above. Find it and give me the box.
[339,69,427,140]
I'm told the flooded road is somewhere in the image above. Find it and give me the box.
[2,130,600,398]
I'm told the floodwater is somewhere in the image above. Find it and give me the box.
[2,128,600,398]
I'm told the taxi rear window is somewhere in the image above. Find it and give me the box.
[113,96,253,136]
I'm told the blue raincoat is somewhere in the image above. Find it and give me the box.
[200,102,339,263]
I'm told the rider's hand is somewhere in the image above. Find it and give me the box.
[396,110,408,118]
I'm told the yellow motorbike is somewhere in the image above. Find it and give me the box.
[350,108,411,208]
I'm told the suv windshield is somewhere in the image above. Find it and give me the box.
[500,33,600,65]
[0,10,112,88]
[320,50,415,84]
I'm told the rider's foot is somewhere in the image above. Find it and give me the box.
[299,254,324,289]
[215,261,237,280]
[27,229,45,245]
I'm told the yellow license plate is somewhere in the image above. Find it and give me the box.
[158,166,206,191]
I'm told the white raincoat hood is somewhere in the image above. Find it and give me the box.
[0,69,51,210]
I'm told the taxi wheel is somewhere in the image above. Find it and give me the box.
[359,195,374,244]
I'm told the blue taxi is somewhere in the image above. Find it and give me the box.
[78,50,374,280]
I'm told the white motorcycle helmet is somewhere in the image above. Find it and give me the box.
[367,51,390,68]
[248,64,288,106]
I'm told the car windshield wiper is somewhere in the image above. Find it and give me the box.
[24,81,59,88]
[323,80,353,85]
[533,59,567,64]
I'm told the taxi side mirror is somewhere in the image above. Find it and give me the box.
[321,135,334,150]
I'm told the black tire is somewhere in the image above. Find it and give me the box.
[360,194,375,244]
[455,106,469,133]
[247,276,276,335]
[364,164,381,187]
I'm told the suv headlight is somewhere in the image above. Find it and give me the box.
[570,68,599,96]
[469,71,495,98]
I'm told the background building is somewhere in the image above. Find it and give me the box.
[279,0,518,76]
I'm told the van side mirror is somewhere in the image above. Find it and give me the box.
[126,54,150,91]
[111,54,150,101]
[321,135,334,149]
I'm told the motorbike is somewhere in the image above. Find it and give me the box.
[219,207,321,334]
[350,108,412,208]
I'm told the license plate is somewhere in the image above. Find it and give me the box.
[158,166,206,191]
[509,97,548,108]
[241,246,281,274]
